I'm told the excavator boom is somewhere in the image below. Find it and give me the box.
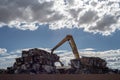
[51,35,80,59]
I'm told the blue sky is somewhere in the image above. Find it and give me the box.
[0,25,120,52]
[0,0,120,69]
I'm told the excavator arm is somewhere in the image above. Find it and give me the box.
[51,35,80,59]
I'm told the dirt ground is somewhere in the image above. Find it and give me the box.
[0,74,120,80]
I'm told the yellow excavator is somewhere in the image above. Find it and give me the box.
[51,35,81,69]
[51,35,107,74]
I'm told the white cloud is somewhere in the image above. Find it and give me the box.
[82,48,95,51]
[0,48,21,69]
[0,59,15,69]
[0,48,7,54]
[0,0,120,35]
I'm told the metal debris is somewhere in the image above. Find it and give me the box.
[1,48,120,74]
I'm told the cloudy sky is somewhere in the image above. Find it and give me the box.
[0,0,120,69]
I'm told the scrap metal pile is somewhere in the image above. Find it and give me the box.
[68,57,108,74]
[5,48,120,74]
[8,48,60,74]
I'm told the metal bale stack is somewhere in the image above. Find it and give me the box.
[68,56,112,74]
[76,56,108,74]
[80,56,107,68]
[12,48,60,74]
